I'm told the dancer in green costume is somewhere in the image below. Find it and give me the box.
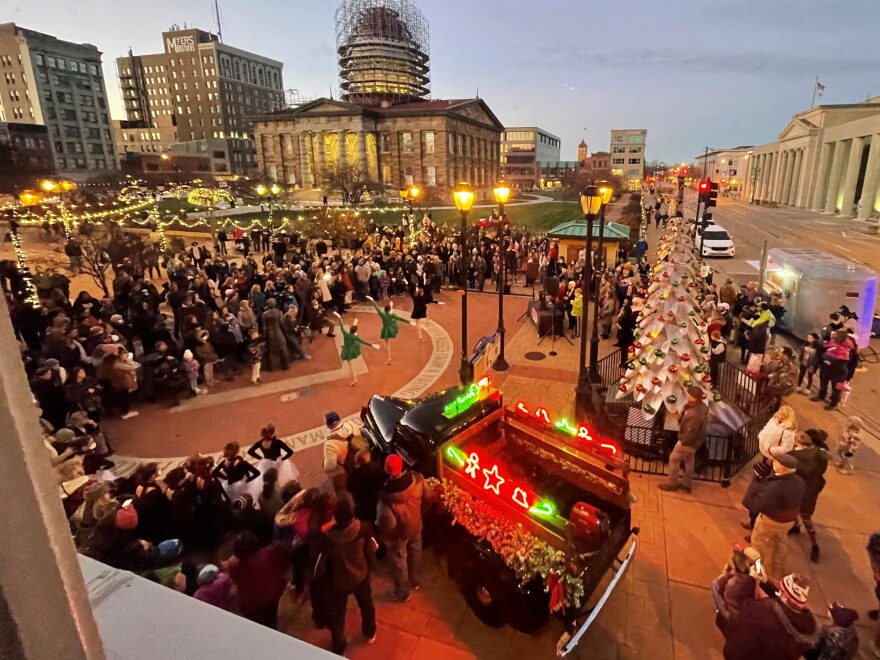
[332,312,380,385]
[366,296,411,364]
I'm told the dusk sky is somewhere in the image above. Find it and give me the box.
[7,0,880,163]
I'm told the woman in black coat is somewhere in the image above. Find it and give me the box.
[615,303,637,365]
[789,429,830,563]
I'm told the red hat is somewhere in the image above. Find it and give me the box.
[384,454,403,477]
[115,505,139,530]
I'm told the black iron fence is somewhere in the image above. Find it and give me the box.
[590,352,779,485]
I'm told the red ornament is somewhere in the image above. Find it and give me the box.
[651,377,661,385]
[703,375,712,382]
[681,354,691,361]
[667,311,674,317]
[619,384,627,393]
[668,365,679,373]
[634,341,643,349]
[694,339,704,345]
[636,384,645,392]
[678,296,686,301]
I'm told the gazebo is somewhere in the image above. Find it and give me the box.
[546,219,631,265]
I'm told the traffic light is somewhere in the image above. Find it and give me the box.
[702,212,713,223]
[705,181,719,208]
[698,179,710,202]
[678,167,689,178]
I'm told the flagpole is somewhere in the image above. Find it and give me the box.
[811,75,818,108]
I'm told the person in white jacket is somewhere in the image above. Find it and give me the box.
[322,411,362,492]
[758,405,798,460]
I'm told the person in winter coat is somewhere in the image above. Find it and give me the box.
[194,564,237,612]
[244,328,267,385]
[376,454,424,602]
[321,493,377,654]
[322,412,362,493]
[347,449,387,544]
[741,450,805,580]
[789,429,830,563]
[569,287,584,338]
[765,347,799,399]
[745,319,769,373]
[709,330,727,385]
[805,602,859,660]
[812,330,856,410]
[226,530,288,628]
[659,386,709,493]
[723,573,819,660]
[194,329,220,387]
[758,405,798,461]
[711,545,766,631]
[599,294,616,339]
[260,299,290,372]
[797,333,820,394]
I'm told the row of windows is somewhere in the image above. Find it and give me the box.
[7,107,34,119]
[504,131,534,142]
[10,134,48,149]
[611,157,643,165]
[538,133,560,149]
[612,146,642,154]
[0,54,21,67]
[57,157,107,170]
[34,53,99,77]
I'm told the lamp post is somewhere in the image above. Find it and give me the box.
[39,178,77,239]
[589,181,614,380]
[400,184,421,238]
[492,180,511,371]
[575,185,600,417]
[453,181,476,385]
[255,182,282,236]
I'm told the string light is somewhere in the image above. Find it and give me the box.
[9,228,40,308]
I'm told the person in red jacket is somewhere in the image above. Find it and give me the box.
[226,530,289,628]
[723,573,819,660]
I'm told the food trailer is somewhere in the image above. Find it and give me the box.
[762,248,878,341]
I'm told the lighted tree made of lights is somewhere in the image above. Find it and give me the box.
[615,222,713,418]
[188,187,235,238]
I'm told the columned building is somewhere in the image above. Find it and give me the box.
[742,98,880,219]
[254,97,503,196]
[690,147,753,194]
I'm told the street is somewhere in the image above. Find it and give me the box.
[675,191,880,287]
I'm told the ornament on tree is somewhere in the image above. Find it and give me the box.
[713,392,722,401]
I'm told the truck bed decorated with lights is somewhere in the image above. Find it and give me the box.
[361,379,638,657]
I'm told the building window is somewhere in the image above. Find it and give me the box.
[47,56,56,68]
[426,166,436,187]
[404,166,413,185]
[448,133,455,156]
[380,133,390,152]
[612,146,626,153]
[401,132,413,152]
[628,146,642,153]
[612,158,625,165]
[424,131,435,154]
[628,158,641,165]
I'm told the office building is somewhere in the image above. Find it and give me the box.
[742,97,880,219]
[502,127,561,188]
[254,97,502,195]
[0,23,115,174]
[115,27,284,175]
[0,121,54,174]
[610,129,647,189]
[690,147,752,194]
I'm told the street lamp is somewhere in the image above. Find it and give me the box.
[491,180,511,371]
[39,179,77,238]
[453,181,476,385]
[575,185,602,418]
[255,182,283,238]
[589,181,613,380]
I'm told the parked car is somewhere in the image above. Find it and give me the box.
[699,225,735,257]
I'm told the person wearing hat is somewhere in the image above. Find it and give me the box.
[788,430,830,563]
[194,564,236,612]
[723,572,819,659]
[659,385,709,494]
[709,330,727,385]
[376,453,425,602]
[322,492,378,653]
[711,544,766,630]
[808,602,859,659]
[322,412,363,493]
[765,346,799,398]
[741,448,805,579]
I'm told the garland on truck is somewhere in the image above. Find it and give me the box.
[430,478,586,611]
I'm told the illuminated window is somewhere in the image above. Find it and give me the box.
[424,131,434,154]
[401,132,413,152]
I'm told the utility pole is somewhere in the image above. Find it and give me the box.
[702,146,710,179]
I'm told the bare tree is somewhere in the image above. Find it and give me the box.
[319,163,380,205]
[52,233,113,297]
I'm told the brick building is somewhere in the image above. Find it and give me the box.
[254,97,503,196]
[0,121,54,173]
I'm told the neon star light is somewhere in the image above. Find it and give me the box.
[514,401,620,457]
[444,446,556,519]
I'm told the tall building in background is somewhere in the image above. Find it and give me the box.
[115,27,284,175]
[335,0,430,106]
[501,127,560,189]
[0,23,116,174]
[610,129,647,190]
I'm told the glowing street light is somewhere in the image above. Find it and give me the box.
[453,181,476,384]
[492,180,512,371]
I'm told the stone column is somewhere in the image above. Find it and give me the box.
[299,134,314,188]
[789,148,804,206]
[0,294,105,660]
[858,133,880,220]
[764,153,776,201]
[357,131,368,173]
[839,137,866,217]
[337,131,347,169]
[755,155,766,200]
[812,142,833,211]
[781,150,795,205]
[824,141,847,213]
[314,131,326,182]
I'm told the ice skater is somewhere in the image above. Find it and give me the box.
[333,312,381,386]
[366,296,411,363]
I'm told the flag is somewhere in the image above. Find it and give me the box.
[816,81,825,95]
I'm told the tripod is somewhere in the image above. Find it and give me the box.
[537,300,572,356]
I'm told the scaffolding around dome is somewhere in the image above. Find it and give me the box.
[334,0,430,106]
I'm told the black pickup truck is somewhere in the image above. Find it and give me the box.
[361,383,638,657]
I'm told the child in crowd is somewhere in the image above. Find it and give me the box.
[245,328,267,385]
[796,333,819,394]
[836,415,863,474]
[181,350,202,395]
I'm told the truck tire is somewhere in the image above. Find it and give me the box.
[462,571,507,628]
